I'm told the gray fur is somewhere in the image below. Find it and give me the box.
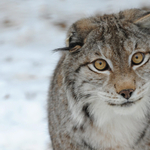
[48,9,150,150]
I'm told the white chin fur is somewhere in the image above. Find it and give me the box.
[90,94,150,128]
[112,99,145,116]
[110,87,150,117]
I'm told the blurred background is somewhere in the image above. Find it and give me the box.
[0,0,150,150]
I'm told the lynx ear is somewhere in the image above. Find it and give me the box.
[121,9,150,29]
[55,18,96,52]
[65,18,97,52]
[134,13,150,28]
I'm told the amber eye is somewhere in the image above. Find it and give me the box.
[94,59,108,71]
[132,52,144,65]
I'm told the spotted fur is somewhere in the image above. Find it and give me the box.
[48,9,150,150]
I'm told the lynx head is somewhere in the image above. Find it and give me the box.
[59,9,150,127]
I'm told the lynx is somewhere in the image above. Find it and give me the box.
[48,9,150,150]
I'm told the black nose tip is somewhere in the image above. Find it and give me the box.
[119,89,134,99]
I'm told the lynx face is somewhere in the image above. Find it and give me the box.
[61,10,150,128]
[49,9,150,150]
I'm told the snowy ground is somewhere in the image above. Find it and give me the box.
[0,0,150,150]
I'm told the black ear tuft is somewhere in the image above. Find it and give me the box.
[69,45,82,53]
[54,47,70,52]
[69,42,83,49]
[54,41,83,52]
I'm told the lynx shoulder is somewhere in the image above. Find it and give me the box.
[48,8,150,150]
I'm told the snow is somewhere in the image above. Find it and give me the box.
[0,0,150,150]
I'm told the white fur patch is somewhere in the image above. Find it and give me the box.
[66,79,150,149]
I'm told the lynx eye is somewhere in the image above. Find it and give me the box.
[94,59,108,71]
[132,52,144,65]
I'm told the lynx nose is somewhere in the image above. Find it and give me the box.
[119,89,134,99]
